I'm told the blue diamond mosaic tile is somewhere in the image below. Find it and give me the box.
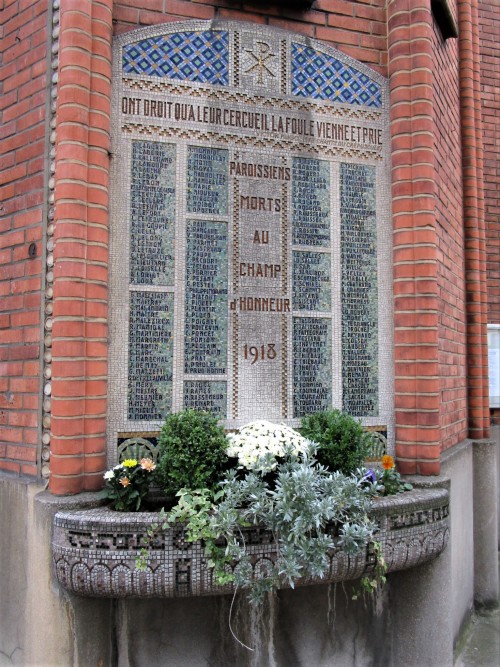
[122,31,229,85]
[291,43,382,108]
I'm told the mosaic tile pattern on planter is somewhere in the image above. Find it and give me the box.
[52,487,450,598]
[108,20,393,464]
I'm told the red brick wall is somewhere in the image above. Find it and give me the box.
[431,4,468,450]
[112,0,388,76]
[0,0,50,477]
[480,1,500,326]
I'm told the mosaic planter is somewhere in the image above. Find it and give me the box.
[52,487,449,598]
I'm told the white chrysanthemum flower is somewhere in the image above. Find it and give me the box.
[104,470,114,480]
[227,420,309,471]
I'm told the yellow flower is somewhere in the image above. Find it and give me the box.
[122,459,138,468]
[382,455,395,470]
[119,477,131,487]
[140,458,156,472]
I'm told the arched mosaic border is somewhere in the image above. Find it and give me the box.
[120,26,382,109]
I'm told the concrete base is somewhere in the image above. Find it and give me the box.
[390,540,453,667]
[441,439,476,642]
[0,476,113,667]
[0,436,497,666]
[472,438,499,607]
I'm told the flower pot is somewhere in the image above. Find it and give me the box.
[52,487,449,598]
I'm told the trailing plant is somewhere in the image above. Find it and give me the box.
[167,487,237,585]
[103,458,157,511]
[300,409,372,475]
[136,508,169,570]
[167,443,376,604]
[156,409,229,497]
[352,540,387,600]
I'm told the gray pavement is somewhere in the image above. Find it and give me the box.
[455,422,499,667]
[454,605,499,666]
[454,552,500,667]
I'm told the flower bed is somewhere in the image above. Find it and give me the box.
[52,487,449,598]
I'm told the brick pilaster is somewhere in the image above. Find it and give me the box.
[458,0,490,439]
[471,0,490,437]
[50,0,113,494]
[388,0,441,474]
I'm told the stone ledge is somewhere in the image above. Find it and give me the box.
[53,487,450,598]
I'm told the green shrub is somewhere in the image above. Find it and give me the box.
[300,410,371,475]
[157,409,228,496]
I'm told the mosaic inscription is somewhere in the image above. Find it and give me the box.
[293,251,331,312]
[340,163,378,416]
[130,141,175,286]
[128,291,174,420]
[187,146,228,215]
[292,158,330,247]
[293,317,332,417]
[229,151,288,420]
[185,219,228,375]
[109,22,391,448]
[184,381,227,417]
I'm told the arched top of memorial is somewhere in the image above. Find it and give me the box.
[115,20,386,110]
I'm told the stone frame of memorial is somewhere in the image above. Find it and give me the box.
[107,20,394,465]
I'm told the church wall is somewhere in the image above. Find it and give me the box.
[0,3,494,481]
[49,0,113,494]
[431,2,468,451]
[0,2,497,665]
[112,0,388,76]
[480,0,500,425]
[479,0,500,327]
[0,0,51,478]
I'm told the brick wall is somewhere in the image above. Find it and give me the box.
[431,4,468,450]
[479,1,500,326]
[0,0,50,477]
[112,0,388,76]
[46,0,389,493]
[2,0,493,488]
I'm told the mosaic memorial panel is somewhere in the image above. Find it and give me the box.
[108,21,393,462]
